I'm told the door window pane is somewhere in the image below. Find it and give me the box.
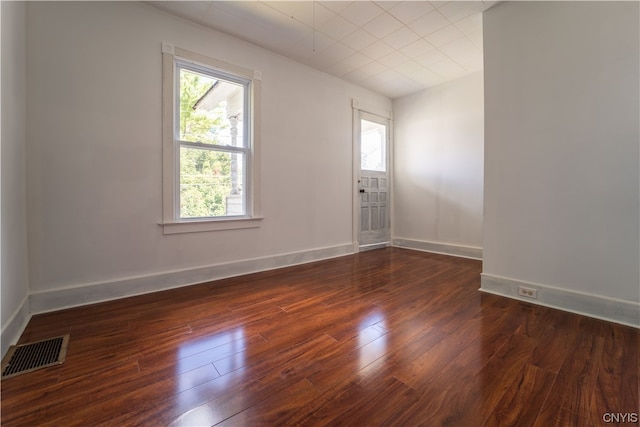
[361,119,386,172]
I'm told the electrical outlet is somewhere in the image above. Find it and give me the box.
[518,286,538,299]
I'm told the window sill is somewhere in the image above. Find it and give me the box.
[160,216,263,235]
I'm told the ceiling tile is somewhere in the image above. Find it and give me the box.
[453,13,482,35]
[341,29,377,51]
[264,2,342,28]
[415,49,448,67]
[387,2,434,25]
[286,42,321,62]
[437,1,476,22]
[362,12,404,39]
[399,38,436,58]
[429,1,450,9]
[383,26,421,49]
[361,39,395,60]
[327,59,358,76]
[318,13,358,40]
[428,58,466,77]
[308,42,356,68]
[287,39,343,62]
[373,1,401,11]
[318,1,353,14]
[408,10,449,37]
[313,3,339,29]
[273,17,315,42]
[310,31,339,53]
[408,66,446,86]
[150,1,488,99]
[290,30,336,58]
[460,53,483,71]
[366,69,400,85]
[378,50,411,68]
[358,61,390,77]
[467,30,483,49]
[394,59,423,75]
[340,1,385,27]
[343,66,376,81]
[439,37,481,67]
[425,25,464,47]
[336,52,374,73]
[466,2,493,14]
[264,2,313,25]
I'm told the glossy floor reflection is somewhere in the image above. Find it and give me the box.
[2,248,637,426]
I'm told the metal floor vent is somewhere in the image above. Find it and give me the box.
[1,335,69,379]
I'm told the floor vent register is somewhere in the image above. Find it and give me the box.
[1,335,69,378]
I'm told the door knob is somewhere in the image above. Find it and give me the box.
[359,189,366,193]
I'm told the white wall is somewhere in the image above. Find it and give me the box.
[25,2,390,311]
[482,2,639,326]
[392,72,484,259]
[1,1,30,354]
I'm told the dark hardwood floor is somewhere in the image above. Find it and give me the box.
[1,248,638,426]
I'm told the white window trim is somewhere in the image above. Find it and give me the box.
[160,43,262,234]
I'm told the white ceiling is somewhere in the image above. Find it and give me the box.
[148,1,495,99]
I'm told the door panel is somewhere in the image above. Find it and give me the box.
[358,113,390,247]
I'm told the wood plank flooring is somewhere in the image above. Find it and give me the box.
[1,248,638,426]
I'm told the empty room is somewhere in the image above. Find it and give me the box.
[1,1,638,425]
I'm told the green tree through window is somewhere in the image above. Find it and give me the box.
[178,67,240,218]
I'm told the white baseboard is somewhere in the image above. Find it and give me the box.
[480,273,640,328]
[1,295,31,357]
[359,242,390,252]
[392,238,482,260]
[30,244,355,315]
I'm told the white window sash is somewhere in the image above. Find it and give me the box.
[160,44,262,234]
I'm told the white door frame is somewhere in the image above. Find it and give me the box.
[352,99,393,252]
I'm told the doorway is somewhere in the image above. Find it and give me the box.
[356,111,390,249]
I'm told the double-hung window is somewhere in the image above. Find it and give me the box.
[161,44,261,234]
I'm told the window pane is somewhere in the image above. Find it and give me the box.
[361,119,386,172]
[180,147,245,218]
[179,67,245,147]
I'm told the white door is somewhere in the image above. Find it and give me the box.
[358,113,390,248]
